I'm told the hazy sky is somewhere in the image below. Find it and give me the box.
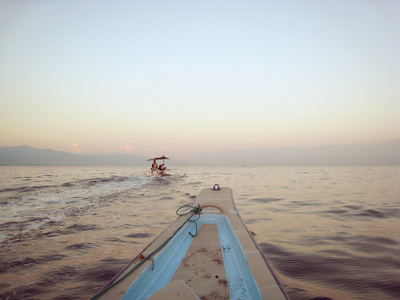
[1,0,399,159]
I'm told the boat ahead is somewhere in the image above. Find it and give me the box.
[146,156,185,177]
[92,185,289,300]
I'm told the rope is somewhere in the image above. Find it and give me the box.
[176,204,201,237]
[90,204,202,300]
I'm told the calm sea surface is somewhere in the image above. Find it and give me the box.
[0,166,399,300]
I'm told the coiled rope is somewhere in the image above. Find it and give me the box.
[90,204,202,300]
[176,204,201,237]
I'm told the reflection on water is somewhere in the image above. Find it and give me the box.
[0,166,399,299]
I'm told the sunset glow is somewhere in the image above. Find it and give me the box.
[1,0,399,160]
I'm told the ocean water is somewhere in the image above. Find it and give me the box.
[0,166,399,300]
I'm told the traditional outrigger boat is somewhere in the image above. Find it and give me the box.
[146,156,185,177]
[92,185,289,300]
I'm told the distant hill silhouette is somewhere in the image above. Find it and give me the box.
[1,140,399,166]
[190,139,400,166]
[0,146,146,166]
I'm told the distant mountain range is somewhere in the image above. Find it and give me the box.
[0,145,147,166]
[1,140,399,166]
[191,140,400,166]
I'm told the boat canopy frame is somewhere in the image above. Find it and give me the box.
[146,155,170,164]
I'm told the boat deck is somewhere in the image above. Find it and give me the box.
[148,223,229,299]
[98,187,288,299]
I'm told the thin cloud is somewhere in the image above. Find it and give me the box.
[124,144,137,153]
[69,142,84,153]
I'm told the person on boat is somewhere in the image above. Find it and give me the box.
[151,160,158,171]
[158,164,166,175]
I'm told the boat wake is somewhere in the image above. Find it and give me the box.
[0,174,151,246]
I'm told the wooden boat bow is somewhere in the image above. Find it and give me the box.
[94,186,289,300]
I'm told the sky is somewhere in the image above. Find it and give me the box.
[1,0,399,160]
